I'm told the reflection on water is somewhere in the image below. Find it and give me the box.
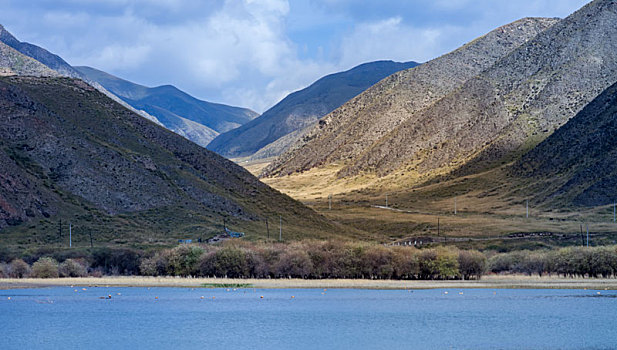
[1,287,616,349]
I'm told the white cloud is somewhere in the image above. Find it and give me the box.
[335,17,444,68]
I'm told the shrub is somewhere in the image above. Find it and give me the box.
[9,259,31,278]
[59,259,88,277]
[31,257,59,278]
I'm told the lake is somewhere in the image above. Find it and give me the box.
[1,286,616,349]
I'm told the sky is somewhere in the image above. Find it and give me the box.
[0,0,590,113]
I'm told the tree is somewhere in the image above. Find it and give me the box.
[9,259,31,278]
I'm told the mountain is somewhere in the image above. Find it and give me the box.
[0,76,337,246]
[0,41,60,77]
[0,24,83,78]
[75,66,259,147]
[511,81,617,207]
[208,60,419,159]
[264,17,560,179]
[267,0,617,197]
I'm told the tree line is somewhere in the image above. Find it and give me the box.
[1,241,617,280]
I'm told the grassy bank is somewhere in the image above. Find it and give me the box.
[2,275,617,290]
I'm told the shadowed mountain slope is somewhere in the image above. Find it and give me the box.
[265,17,560,179]
[208,60,419,159]
[511,81,617,207]
[75,66,259,147]
[0,76,336,246]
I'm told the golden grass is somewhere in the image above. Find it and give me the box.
[2,275,617,290]
[257,161,617,244]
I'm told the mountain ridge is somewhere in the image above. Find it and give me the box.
[208,60,419,159]
[75,66,259,147]
[0,76,336,244]
[264,17,560,179]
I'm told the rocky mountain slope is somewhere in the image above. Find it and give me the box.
[0,76,336,245]
[208,60,419,159]
[75,66,259,147]
[265,17,560,179]
[511,81,617,207]
[0,41,60,77]
[268,0,617,196]
[0,24,82,78]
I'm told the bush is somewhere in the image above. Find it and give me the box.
[9,259,31,278]
[59,259,88,277]
[31,257,59,278]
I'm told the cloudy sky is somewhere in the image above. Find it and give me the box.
[0,0,590,113]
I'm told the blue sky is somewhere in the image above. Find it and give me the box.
[0,0,590,113]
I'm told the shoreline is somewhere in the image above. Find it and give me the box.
[1,275,617,290]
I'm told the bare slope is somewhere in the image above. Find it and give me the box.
[265,17,559,178]
[0,77,337,246]
[208,61,419,159]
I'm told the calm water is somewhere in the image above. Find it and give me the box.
[1,286,616,349]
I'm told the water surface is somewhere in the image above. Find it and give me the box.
[1,287,616,349]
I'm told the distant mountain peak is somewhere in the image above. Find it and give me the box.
[76,65,259,147]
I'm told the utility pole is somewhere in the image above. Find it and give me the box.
[266,218,270,241]
[580,224,584,246]
[328,194,332,210]
[279,215,282,242]
[526,200,529,219]
[454,197,457,215]
[69,223,72,248]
